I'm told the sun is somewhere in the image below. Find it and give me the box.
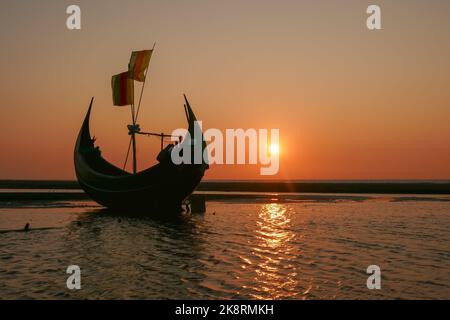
[269,144,280,155]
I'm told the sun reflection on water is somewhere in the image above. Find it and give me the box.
[242,203,299,299]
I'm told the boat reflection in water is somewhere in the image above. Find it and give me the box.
[242,203,300,299]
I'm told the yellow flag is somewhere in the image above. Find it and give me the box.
[128,50,153,82]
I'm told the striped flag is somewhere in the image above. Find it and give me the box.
[128,50,153,82]
[111,72,134,106]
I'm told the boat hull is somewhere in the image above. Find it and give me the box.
[76,172,202,212]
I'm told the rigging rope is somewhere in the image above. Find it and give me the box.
[134,78,146,122]
[123,137,132,171]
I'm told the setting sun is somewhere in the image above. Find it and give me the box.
[269,144,280,155]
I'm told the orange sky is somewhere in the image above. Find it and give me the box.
[0,0,449,180]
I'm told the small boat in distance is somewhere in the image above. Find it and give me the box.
[74,48,208,211]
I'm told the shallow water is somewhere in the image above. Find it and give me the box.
[0,195,449,299]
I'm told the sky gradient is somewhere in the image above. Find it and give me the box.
[1,0,449,180]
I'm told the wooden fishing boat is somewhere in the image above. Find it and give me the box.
[74,48,208,211]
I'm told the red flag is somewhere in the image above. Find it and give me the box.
[111,72,134,106]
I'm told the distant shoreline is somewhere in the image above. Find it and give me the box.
[0,180,450,195]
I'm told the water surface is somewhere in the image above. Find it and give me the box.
[0,195,449,299]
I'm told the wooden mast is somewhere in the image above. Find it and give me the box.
[130,103,137,174]
[126,43,156,174]
[135,42,155,122]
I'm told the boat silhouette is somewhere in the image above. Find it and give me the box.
[74,49,208,211]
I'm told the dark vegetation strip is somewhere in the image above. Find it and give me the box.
[0,180,449,194]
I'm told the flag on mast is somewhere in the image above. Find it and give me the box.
[111,72,134,106]
[128,50,153,82]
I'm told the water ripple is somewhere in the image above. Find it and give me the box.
[0,199,449,299]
